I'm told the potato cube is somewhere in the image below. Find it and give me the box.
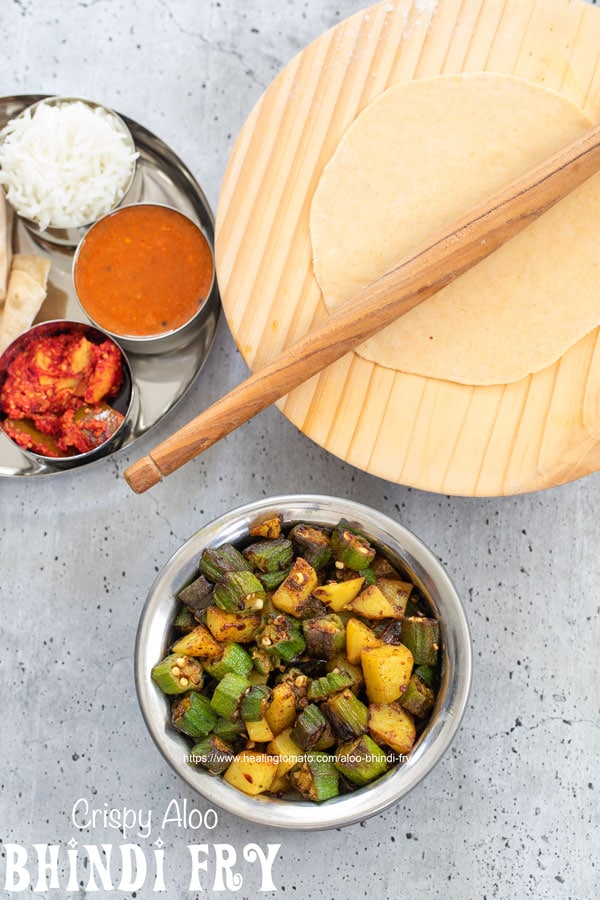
[264,681,297,735]
[348,584,403,619]
[360,643,413,703]
[223,752,278,795]
[368,703,416,755]
[345,617,382,664]
[313,577,365,612]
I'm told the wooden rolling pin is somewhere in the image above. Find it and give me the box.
[125,122,600,493]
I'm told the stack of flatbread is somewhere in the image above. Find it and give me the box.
[0,190,51,355]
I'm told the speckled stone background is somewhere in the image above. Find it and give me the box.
[1,1,599,898]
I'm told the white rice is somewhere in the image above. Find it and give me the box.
[0,99,138,231]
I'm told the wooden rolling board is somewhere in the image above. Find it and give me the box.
[215,0,600,497]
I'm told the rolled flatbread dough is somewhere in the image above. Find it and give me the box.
[310,73,600,385]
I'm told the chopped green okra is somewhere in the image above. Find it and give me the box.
[240,684,273,722]
[331,524,376,571]
[258,614,306,664]
[173,604,197,632]
[415,664,436,688]
[288,524,333,569]
[212,716,247,744]
[243,537,294,573]
[189,735,235,775]
[302,614,346,660]
[210,672,251,721]
[213,570,266,613]
[290,751,339,802]
[171,692,217,738]
[257,568,291,591]
[177,574,213,615]
[322,689,368,741]
[251,645,280,676]
[400,672,436,717]
[290,703,328,751]
[307,669,354,702]
[358,566,378,586]
[199,544,251,582]
[204,643,253,681]
[334,734,388,786]
[152,653,204,694]
[400,616,440,666]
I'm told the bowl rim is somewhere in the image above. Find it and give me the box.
[72,201,215,347]
[135,494,472,831]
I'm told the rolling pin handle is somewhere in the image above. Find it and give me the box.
[124,455,164,494]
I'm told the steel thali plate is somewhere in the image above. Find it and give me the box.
[0,94,220,477]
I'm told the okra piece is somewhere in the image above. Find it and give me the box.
[372,619,404,644]
[257,568,291,591]
[243,538,294,573]
[312,719,337,751]
[399,672,436,718]
[173,604,197,632]
[248,511,283,539]
[152,653,204,694]
[171,691,217,738]
[358,566,378,586]
[289,751,339,802]
[331,524,376,571]
[251,646,280,676]
[288,524,333,569]
[334,734,388,786]
[240,684,273,722]
[325,653,365,693]
[258,614,306,664]
[212,716,247,744]
[415,664,436,688]
[189,735,235,775]
[400,616,440,666]
[213,570,265,613]
[307,669,354,702]
[199,544,251,582]
[302,614,346,660]
[322,689,369,741]
[290,703,328,750]
[209,672,251,721]
[177,574,213,615]
[203,643,253,681]
[370,554,398,578]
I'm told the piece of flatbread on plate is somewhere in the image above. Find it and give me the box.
[0,253,51,353]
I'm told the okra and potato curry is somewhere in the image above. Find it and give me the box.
[152,513,441,802]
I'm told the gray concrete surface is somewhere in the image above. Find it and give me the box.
[0,1,599,898]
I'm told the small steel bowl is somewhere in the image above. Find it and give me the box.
[0,319,134,469]
[135,495,472,830]
[73,202,216,356]
[0,95,140,248]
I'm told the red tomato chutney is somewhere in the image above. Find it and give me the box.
[74,204,214,337]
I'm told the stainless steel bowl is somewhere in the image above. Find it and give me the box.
[73,202,215,356]
[135,495,472,830]
[0,319,135,468]
[0,95,140,247]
